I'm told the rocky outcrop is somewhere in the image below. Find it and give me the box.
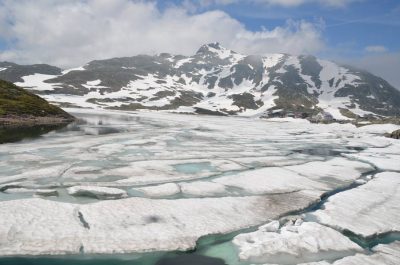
[0,79,74,127]
[389,129,400,139]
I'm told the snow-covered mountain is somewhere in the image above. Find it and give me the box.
[1,43,400,119]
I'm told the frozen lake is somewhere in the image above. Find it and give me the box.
[0,109,399,265]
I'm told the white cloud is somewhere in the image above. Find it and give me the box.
[195,0,361,8]
[254,0,310,7]
[0,0,324,68]
[315,0,362,8]
[348,52,400,90]
[365,45,387,53]
[232,19,324,55]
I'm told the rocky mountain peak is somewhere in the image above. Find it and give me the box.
[1,47,399,120]
[195,42,235,59]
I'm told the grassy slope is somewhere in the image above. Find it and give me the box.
[0,79,72,119]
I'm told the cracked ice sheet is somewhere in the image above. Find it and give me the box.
[110,159,244,186]
[0,191,319,256]
[297,241,400,265]
[133,183,181,198]
[229,155,325,168]
[310,172,400,238]
[179,181,227,197]
[343,139,400,171]
[0,164,71,185]
[285,157,374,184]
[213,157,373,195]
[0,109,396,197]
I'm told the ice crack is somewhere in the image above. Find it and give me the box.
[77,210,90,229]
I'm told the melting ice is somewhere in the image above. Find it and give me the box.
[0,109,399,264]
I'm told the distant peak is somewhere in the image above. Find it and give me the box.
[196,42,226,54]
[207,42,222,49]
[195,42,237,60]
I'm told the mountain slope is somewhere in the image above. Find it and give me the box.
[1,43,399,120]
[0,79,74,126]
[0,62,61,83]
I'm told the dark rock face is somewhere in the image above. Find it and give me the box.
[299,55,323,89]
[230,92,262,110]
[1,43,399,118]
[390,129,400,139]
[0,62,61,83]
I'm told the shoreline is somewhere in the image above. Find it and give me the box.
[0,115,75,128]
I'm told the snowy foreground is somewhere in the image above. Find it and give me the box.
[0,109,399,264]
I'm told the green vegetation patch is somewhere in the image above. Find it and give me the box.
[0,79,71,118]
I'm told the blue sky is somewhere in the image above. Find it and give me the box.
[166,0,400,58]
[164,0,400,88]
[0,0,399,87]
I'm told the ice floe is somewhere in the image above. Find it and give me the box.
[298,241,400,265]
[343,142,400,171]
[233,221,363,264]
[310,172,400,238]
[213,167,324,195]
[67,186,128,200]
[0,110,399,260]
[0,191,318,255]
[180,181,227,197]
[133,183,181,198]
[213,158,373,195]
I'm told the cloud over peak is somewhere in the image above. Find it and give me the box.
[0,0,324,68]
[195,0,362,8]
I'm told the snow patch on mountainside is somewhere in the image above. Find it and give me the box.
[62,66,85,74]
[14,73,61,91]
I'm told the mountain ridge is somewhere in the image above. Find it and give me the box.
[1,43,399,120]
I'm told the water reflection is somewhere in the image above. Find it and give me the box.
[0,254,227,265]
[156,254,227,265]
[0,113,137,144]
[0,123,68,144]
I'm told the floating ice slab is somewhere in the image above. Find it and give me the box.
[67,186,128,200]
[285,157,374,184]
[3,188,35,194]
[213,167,324,195]
[233,221,363,264]
[344,142,400,171]
[0,191,319,255]
[5,188,58,197]
[133,183,181,198]
[110,159,239,185]
[346,153,400,171]
[213,158,372,195]
[0,199,85,256]
[35,189,59,197]
[310,172,400,238]
[298,241,400,265]
[180,181,227,197]
[0,164,71,185]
